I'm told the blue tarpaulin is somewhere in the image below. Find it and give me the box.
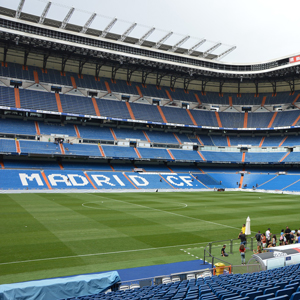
[0,271,120,300]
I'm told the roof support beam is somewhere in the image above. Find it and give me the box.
[170,75,179,90]
[79,58,88,76]
[3,46,8,64]
[39,2,52,24]
[95,62,104,80]
[142,70,151,86]
[23,48,30,67]
[136,27,155,46]
[111,65,121,82]
[60,7,75,29]
[153,32,173,49]
[184,78,192,92]
[119,23,137,42]
[215,46,236,60]
[61,56,69,74]
[202,43,221,58]
[100,17,117,38]
[15,0,25,19]
[156,72,167,88]
[127,68,136,83]
[287,78,295,94]
[43,52,50,70]
[169,35,190,52]
[81,13,97,34]
[185,39,206,55]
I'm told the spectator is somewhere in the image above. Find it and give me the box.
[239,244,246,265]
[272,234,277,247]
[255,231,262,249]
[296,233,300,244]
[285,226,291,244]
[238,231,247,246]
[266,228,271,246]
[241,224,246,234]
[279,229,286,245]
[221,245,228,257]
[261,233,267,249]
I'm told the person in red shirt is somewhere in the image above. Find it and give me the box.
[239,244,246,265]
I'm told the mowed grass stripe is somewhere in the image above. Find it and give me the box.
[1,191,300,284]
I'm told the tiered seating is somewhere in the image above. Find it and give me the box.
[262,136,285,147]
[161,106,194,125]
[190,110,219,127]
[244,152,285,163]
[247,112,274,128]
[0,139,17,153]
[60,94,96,115]
[63,264,300,300]
[229,136,262,146]
[0,86,15,107]
[102,145,138,159]
[138,148,171,160]
[170,149,203,161]
[77,125,114,141]
[146,131,178,144]
[19,140,61,155]
[201,151,243,162]
[63,143,102,157]
[210,136,228,147]
[0,119,36,135]
[38,123,76,136]
[130,102,163,123]
[219,112,244,129]
[96,99,131,119]
[113,128,146,141]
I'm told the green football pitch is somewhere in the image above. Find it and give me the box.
[0,191,299,284]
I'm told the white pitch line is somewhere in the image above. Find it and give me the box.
[0,241,209,266]
[92,194,240,230]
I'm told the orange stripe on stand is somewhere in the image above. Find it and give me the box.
[58,162,64,170]
[165,90,173,102]
[126,102,135,120]
[279,136,288,147]
[55,93,63,113]
[280,152,290,162]
[110,128,117,140]
[229,96,233,107]
[59,143,65,154]
[292,114,300,126]
[242,152,246,163]
[15,140,21,154]
[239,174,244,188]
[159,174,176,189]
[109,163,115,171]
[243,112,248,128]
[136,86,143,97]
[173,133,182,145]
[105,81,111,94]
[98,145,105,157]
[166,165,174,173]
[33,70,39,84]
[143,131,151,143]
[14,88,20,108]
[41,170,52,190]
[134,148,142,159]
[197,151,206,161]
[35,121,40,135]
[194,93,201,105]
[268,112,278,128]
[215,111,222,127]
[292,94,300,105]
[92,97,100,116]
[0,160,4,169]
[167,149,175,160]
[261,96,267,106]
[187,109,197,126]
[123,173,138,189]
[157,106,168,123]
[259,137,265,147]
[84,172,97,189]
[197,167,205,174]
[74,125,80,138]
[227,136,231,147]
[70,76,77,89]
[196,136,204,146]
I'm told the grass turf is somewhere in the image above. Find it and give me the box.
[0,191,299,284]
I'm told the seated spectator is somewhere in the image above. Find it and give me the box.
[221,245,228,257]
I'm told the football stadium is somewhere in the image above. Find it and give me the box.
[1,1,300,299]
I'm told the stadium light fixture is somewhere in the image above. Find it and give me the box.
[81,12,97,34]
[38,2,52,24]
[202,43,222,58]
[119,22,137,42]
[136,27,155,46]
[169,35,190,52]
[215,46,237,61]
[153,31,173,49]
[15,0,25,19]
[100,17,117,38]
[60,7,75,29]
[185,39,206,55]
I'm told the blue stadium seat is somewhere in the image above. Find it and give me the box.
[275,287,295,298]
[291,292,300,300]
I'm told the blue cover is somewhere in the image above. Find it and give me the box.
[0,271,120,300]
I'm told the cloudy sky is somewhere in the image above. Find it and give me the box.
[4,0,300,63]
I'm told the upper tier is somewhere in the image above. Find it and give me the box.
[1,62,300,130]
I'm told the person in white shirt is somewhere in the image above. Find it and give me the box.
[266,228,271,246]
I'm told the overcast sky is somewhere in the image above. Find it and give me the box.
[4,0,300,63]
